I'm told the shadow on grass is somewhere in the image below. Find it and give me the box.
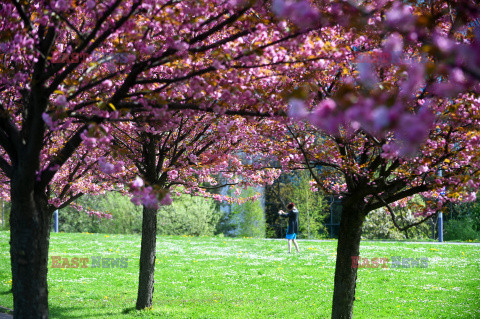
[49,305,119,319]
[0,289,12,296]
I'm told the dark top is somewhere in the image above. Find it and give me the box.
[282,208,299,234]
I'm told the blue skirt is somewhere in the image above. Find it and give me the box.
[286,227,297,239]
[286,233,297,239]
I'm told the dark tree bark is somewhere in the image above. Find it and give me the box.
[136,206,158,310]
[9,178,52,319]
[331,197,366,319]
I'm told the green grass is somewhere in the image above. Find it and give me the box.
[0,231,479,318]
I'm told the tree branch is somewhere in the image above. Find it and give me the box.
[373,194,437,232]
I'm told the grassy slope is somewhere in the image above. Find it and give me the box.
[0,231,479,318]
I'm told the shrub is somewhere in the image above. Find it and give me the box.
[158,194,220,236]
[444,218,479,241]
[57,192,142,234]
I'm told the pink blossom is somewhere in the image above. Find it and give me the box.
[385,3,415,30]
[140,187,159,209]
[132,176,144,188]
[51,0,69,12]
[98,157,118,175]
[54,95,68,107]
[288,98,308,120]
[381,143,400,159]
[80,130,97,148]
[272,0,320,30]
[131,196,142,206]
[188,154,198,164]
[212,60,225,70]
[114,161,125,173]
[357,62,378,87]
[372,106,390,132]
[42,113,56,129]
[433,34,456,53]
[217,124,228,134]
[167,169,179,180]
[102,80,113,88]
[464,192,476,202]
[416,165,429,174]
[313,98,336,118]
[86,0,95,10]
[394,107,434,156]
[173,41,189,53]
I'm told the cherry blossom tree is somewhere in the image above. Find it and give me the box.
[278,107,479,317]
[104,110,280,309]
[270,1,480,318]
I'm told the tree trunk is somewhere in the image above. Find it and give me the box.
[136,206,158,309]
[10,181,52,319]
[331,198,366,319]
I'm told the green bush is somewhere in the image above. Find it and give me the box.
[446,197,480,232]
[158,194,220,236]
[444,218,479,241]
[57,192,142,234]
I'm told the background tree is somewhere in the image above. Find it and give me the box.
[443,195,480,241]
[231,187,266,238]
[265,170,329,238]
[287,170,329,239]
[108,111,281,309]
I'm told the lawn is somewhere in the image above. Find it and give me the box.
[0,231,479,318]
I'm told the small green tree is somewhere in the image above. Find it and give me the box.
[231,188,266,238]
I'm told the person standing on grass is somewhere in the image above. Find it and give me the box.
[278,202,300,253]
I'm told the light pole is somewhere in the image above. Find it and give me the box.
[54,210,59,233]
[306,186,310,238]
[438,169,444,242]
[438,211,444,242]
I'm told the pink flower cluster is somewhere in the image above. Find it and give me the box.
[80,124,113,148]
[98,157,124,175]
[130,177,159,210]
[272,0,320,30]
[129,176,173,209]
